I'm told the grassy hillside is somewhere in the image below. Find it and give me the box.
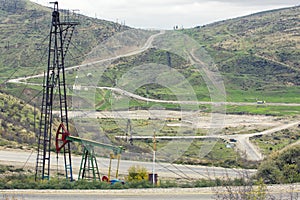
[83,6,300,116]
[182,6,300,103]
[0,92,36,148]
[0,0,128,148]
[0,0,128,83]
[1,2,299,106]
[69,6,300,109]
[0,0,130,111]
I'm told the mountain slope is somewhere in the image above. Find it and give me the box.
[0,0,128,84]
[0,92,36,147]
[1,2,299,104]
[0,0,129,147]
[182,6,300,102]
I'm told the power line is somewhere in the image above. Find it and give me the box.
[156,161,190,180]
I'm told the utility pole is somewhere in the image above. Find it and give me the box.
[34,103,36,138]
[152,130,156,186]
[126,119,133,145]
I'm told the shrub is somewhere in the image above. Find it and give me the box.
[257,145,300,184]
[126,165,148,182]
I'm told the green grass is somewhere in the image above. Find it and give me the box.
[93,118,242,168]
[226,86,300,103]
[0,164,251,189]
[2,3,299,113]
[208,140,238,160]
[226,105,300,116]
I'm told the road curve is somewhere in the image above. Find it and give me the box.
[116,120,300,161]
[64,108,299,161]
[8,30,165,84]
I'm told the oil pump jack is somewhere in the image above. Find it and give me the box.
[35,2,124,182]
[55,123,124,181]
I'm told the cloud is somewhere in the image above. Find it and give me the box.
[214,0,298,6]
[30,0,299,29]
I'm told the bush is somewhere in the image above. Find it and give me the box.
[257,145,300,184]
[126,165,148,182]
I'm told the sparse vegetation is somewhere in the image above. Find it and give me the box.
[0,0,128,83]
[0,163,255,190]
[182,6,300,103]
[257,145,300,184]
[0,92,37,148]
[251,128,300,155]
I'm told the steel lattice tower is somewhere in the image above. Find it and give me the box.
[35,2,78,181]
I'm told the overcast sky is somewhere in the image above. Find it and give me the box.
[30,0,299,29]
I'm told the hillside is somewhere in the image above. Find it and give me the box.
[0,0,128,84]
[182,6,300,103]
[1,2,299,105]
[0,0,128,148]
[78,6,300,115]
[0,92,36,148]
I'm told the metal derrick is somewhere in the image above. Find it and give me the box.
[34,2,124,182]
[35,1,78,181]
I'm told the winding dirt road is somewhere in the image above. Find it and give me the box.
[7,30,300,162]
